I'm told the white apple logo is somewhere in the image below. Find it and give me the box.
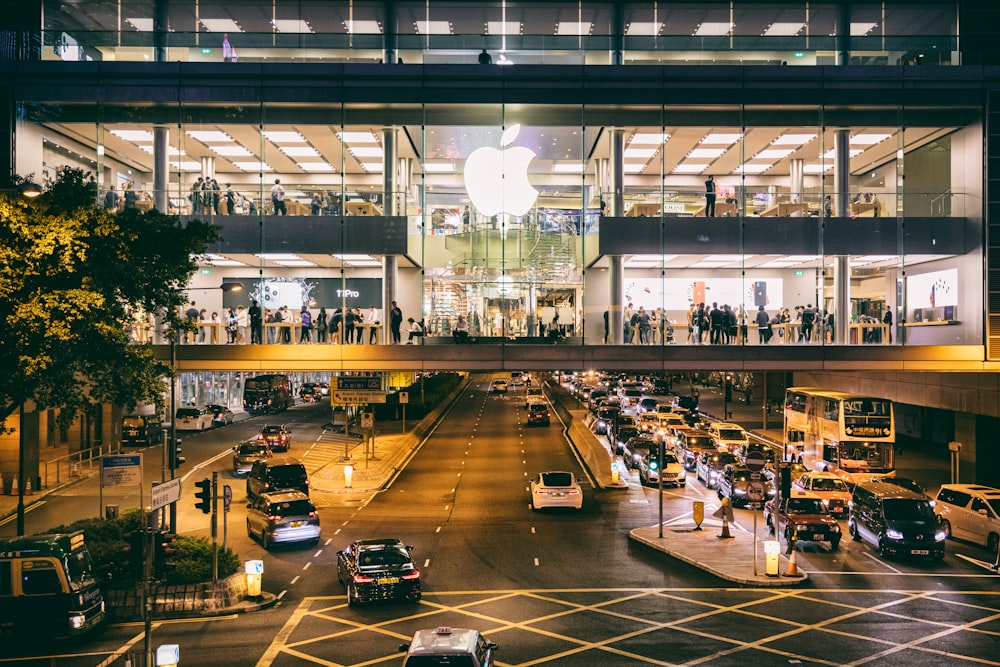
[463,124,538,217]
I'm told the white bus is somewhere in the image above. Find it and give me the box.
[784,387,895,485]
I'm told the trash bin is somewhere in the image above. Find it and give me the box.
[105,505,119,520]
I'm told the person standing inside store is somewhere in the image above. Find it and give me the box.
[756,305,771,344]
[704,174,717,216]
[389,301,403,344]
[248,299,262,344]
[479,49,492,64]
[271,178,287,215]
[882,307,893,343]
[226,184,237,215]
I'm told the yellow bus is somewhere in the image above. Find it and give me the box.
[784,387,895,485]
[0,531,106,639]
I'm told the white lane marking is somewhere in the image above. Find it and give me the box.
[96,627,153,667]
[314,550,322,558]
[531,527,536,534]
[303,562,311,571]
[436,526,442,533]
[444,505,450,511]
[324,538,333,546]
[424,559,430,567]
[277,589,287,600]
[290,576,300,585]
[334,528,342,534]
[864,551,903,573]
[534,558,540,566]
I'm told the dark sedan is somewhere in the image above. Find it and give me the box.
[206,404,235,427]
[336,538,422,607]
[259,424,291,452]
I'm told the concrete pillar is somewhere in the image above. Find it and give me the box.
[835,4,850,66]
[833,255,851,344]
[154,0,168,62]
[609,129,624,216]
[609,255,624,344]
[382,127,397,215]
[526,282,537,338]
[153,125,169,212]
[384,1,397,64]
[789,158,804,205]
[201,156,215,180]
[834,129,851,217]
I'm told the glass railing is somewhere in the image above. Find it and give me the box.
[34,30,959,66]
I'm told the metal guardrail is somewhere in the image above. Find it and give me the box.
[43,443,121,488]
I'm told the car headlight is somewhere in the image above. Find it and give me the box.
[935,529,947,541]
[886,529,904,540]
[678,470,686,478]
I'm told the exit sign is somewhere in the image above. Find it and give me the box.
[794,270,805,276]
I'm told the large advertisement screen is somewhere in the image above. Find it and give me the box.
[907,268,957,309]
[624,278,785,311]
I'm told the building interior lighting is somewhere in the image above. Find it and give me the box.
[804,164,834,173]
[344,20,382,34]
[199,19,243,33]
[256,253,303,261]
[700,133,742,145]
[753,149,795,160]
[171,161,202,171]
[233,161,273,171]
[348,146,384,158]
[138,145,183,155]
[273,259,316,267]
[422,162,455,173]
[629,133,669,145]
[624,148,657,159]
[338,131,379,143]
[262,131,306,143]
[851,133,892,145]
[850,22,878,36]
[694,22,733,36]
[486,21,521,35]
[297,163,335,171]
[111,129,155,142]
[553,163,585,173]
[202,254,247,267]
[688,148,727,159]
[359,163,383,172]
[186,130,234,143]
[272,20,313,33]
[772,133,817,145]
[414,21,452,35]
[623,164,646,174]
[763,22,804,37]
[672,164,708,173]
[209,145,254,157]
[732,163,772,174]
[625,22,663,36]
[278,146,321,157]
[556,22,593,36]
[126,18,153,32]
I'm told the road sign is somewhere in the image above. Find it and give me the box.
[399,391,409,404]
[746,480,766,502]
[102,454,143,487]
[151,478,182,510]
[335,376,383,391]
[332,390,387,404]
[361,412,374,428]
[745,451,767,472]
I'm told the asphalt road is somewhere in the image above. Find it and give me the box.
[4,377,1000,666]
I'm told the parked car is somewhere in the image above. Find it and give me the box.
[638,450,686,487]
[246,456,309,501]
[205,404,234,427]
[336,538,422,606]
[258,423,291,452]
[174,406,213,431]
[934,484,1000,550]
[848,481,945,559]
[529,471,583,510]
[233,439,271,476]
[792,472,853,517]
[121,415,162,446]
[399,627,497,667]
[717,464,775,508]
[696,451,739,489]
[764,490,842,550]
[246,490,320,549]
[526,402,550,426]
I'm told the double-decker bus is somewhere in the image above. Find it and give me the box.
[783,387,895,484]
[0,531,106,639]
[243,374,293,414]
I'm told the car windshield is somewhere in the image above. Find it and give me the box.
[708,454,737,467]
[541,472,573,487]
[617,428,639,441]
[663,454,679,465]
[358,548,412,567]
[270,466,306,487]
[263,426,283,434]
[686,436,714,449]
[176,408,201,418]
[812,477,849,492]
[883,499,936,521]
[269,499,315,516]
[786,498,827,514]
[716,429,745,440]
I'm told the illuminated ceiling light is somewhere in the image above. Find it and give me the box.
[688,148,727,159]
[126,18,153,32]
[202,254,247,266]
[344,20,382,34]
[272,19,313,33]
[758,260,800,268]
[278,146,321,157]
[626,22,663,36]
[694,22,733,36]
[262,131,306,143]
[360,163,383,172]
[256,253,302,260]
[138,145,183,155]
[672,163,708,173]
[209,145,254,157]
[705,254,753,262]
[552,163,586,173]
[629,133,669,145]
[804,164,834,173]
[186,130,234,143]
[199,18,243,33]
[171,161,202,171]
[850,133,892,145]
[414,21,452,35]
[233,161,273,171]
[349,146,384,158]
[623,164,647,174]
[700,133,741,145]
[850,22,877,36]
[273,259,316,267]
[338,131,379,143]
[763,22,804,37]
[733,163,772,174]
[753,149,794,160]
[486,21,521,35]
[556,22,592,36]
[297,163,335,171]
[690,261,730,268]
[111,129,155,142]
[772,133,817,145]
[422,162,455,173]
[624,148,657,159]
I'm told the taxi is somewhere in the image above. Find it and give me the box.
[400,627,498,667]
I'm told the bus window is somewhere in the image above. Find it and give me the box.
[22,562,63,596]
[64,550,94,589]
[0,561,11,596]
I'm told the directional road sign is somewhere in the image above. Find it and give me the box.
[332,390,387,404]
[151,478,182,511]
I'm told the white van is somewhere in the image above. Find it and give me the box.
[935,484,1000,551]
[708,423,749,454]
[175,406,213,431]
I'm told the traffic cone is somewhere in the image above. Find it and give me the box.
[70,463,80,478]
[719,518,732,539]
[784,534,801,577]
[10,474,17,496]
[25,477,33,495]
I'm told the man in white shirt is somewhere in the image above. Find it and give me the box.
[365,305,381,344]
[236,305,249,344]
[270,178,286,215]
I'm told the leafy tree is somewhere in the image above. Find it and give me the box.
[0,168,219,429]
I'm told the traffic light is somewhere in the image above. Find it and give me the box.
[168,438,185,468]
[194,478,212,514]
[779,465,792,498]
[153,532,177,578]
[127,530,145,578]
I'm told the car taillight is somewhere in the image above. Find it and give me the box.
[309,511,318,517]
[401,571,421,580]
[268,515,282,521]
[353,574,375,584]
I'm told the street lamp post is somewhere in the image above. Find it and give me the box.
[16,402,26,536]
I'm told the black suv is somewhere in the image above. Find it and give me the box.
[246,456,309,501]
[121,415,162,446]
[336,538,422,607]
